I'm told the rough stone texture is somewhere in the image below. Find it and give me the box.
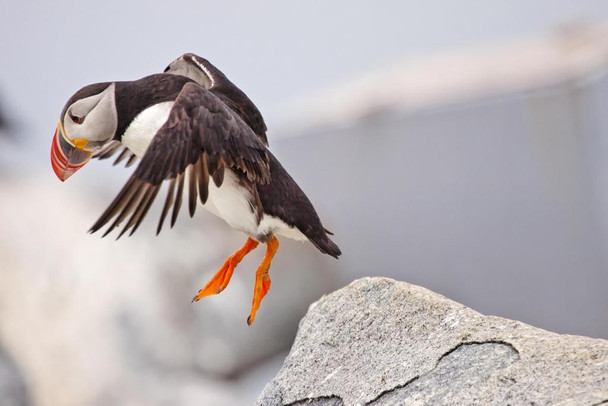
[258,278,608,406]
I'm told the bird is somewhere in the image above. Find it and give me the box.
[50,53,341,325]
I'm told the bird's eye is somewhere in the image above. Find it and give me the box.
[69,113,84,124]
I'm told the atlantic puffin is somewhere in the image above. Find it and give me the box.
[51,53,341,325]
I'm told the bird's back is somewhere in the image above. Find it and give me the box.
[257,152,341,258]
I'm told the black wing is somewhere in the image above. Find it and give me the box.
[89,82,270,238]
[164,53,268,146]
[93,140,138,168]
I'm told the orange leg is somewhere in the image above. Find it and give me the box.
[192,237,259,302]
[247,236,279,326]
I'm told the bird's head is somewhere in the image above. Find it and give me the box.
[51,82,117,181]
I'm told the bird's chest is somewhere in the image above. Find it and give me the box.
[119,102,302,241]
[203,169,261,236]
[120,102,261,236]
[203,177,307,242]
[121,102,174,158]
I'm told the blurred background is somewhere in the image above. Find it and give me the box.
[1,1,608,405]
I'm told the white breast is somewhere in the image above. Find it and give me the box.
[203,170,307,241]
[203,170,259,235]
[122,102,174,158]
[203,169,307,240]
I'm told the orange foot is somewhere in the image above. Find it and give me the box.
[192,237,259,302]
[247,236,279,326]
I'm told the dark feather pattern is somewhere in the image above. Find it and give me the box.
[93,141,121,160]
[257,152,341,258]
[198,154,209,204]
[212,159,224,187]
[103,180,146,238]
[187,165,197,217]
[117,185,154,239]
[93,141,138,168]
[165,53,269,145]
[113,148,131,166]
[91,81,270,237]
[171,172,184,228]
[87,60,339,259]
[129,185,160,236]
[157,179,176,235]
[89,177,138,235]
[125,154,138,168]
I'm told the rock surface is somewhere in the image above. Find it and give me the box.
[258,278,608,406]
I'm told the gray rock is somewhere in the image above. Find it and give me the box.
[258,277,608,406]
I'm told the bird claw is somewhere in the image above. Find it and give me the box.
[246,236,278,326]
[190,236,278,327]
[191,237,260,304]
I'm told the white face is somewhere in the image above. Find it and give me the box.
[62,83,118,152]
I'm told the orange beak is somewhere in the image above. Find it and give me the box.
[50,120,92,181]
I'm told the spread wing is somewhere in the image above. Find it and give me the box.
[93,141,138,168]
[164,53,268,145]
[89,82,270,238]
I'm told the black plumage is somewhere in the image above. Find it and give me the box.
[54,53,341,325]
[164,53,268,145]
[259,152,341,257]
[87,54,340,258]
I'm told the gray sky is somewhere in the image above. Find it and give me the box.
[1,0,607,158]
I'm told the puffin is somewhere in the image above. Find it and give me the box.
[51,53,341,325]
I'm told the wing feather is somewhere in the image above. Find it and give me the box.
[93,141,121,160]
[212,157,225,187]
[91,82,270,237]
[125,154,138,168]
[164,53,269,145]
[89,177,139,234]
[117,184,154,239]
[126,184,160,237]
[157,179,176,235]
[113,148,134,167]
[93,141,139,168]
[188,164,198,217]
[171,171,185,228]
[103,180,146,238]
[198,153,209,204]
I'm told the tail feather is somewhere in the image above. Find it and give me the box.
[310,232,341,259]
